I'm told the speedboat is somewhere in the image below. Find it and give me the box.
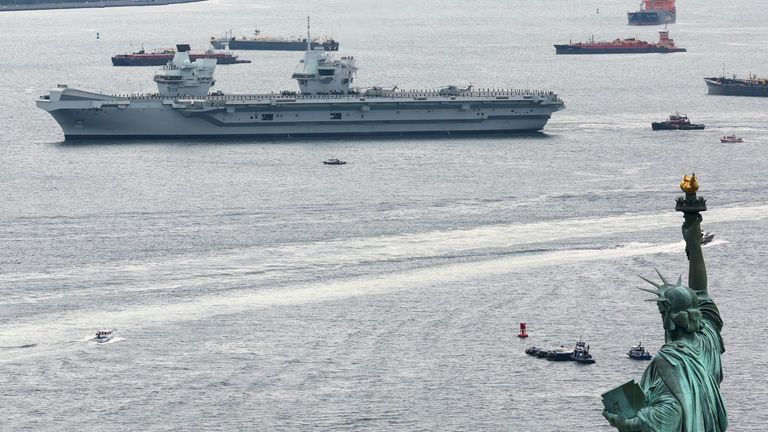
[323,158,346,165]
[701,231,715,245]
[94,329,117,343]
[627,341,652,360]
[720,134,743,143]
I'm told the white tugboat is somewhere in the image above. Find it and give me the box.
[36,21,564,140]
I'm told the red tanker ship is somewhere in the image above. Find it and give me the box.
[112,44,251,66]
[554,30,686,55]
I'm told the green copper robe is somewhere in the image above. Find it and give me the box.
[636,293,728,432]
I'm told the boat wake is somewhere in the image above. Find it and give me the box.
[0,239,691,355]
[91,336,124,345]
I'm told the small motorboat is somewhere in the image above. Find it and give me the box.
[323,158,347,165]
[720,133,743,143]
[94,329,117,343]
[627,341,653,360]
[701,231,715,245]
[570,339,595,364]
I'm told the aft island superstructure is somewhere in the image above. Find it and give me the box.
[37,43,564,140]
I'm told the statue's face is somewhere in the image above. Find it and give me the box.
[658,304,671,329]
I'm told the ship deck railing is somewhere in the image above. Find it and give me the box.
[110,88,559,102]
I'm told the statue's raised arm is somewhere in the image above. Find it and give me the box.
[678,173,707,294]
[602,173,727,432]
[682,213,707,294]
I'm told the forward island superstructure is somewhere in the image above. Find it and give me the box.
[37,39,564,140]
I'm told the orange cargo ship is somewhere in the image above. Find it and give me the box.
[555,30,685,55]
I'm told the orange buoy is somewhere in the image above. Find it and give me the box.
[518,322,528,338]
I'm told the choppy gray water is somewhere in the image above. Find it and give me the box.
[1,0,768,430]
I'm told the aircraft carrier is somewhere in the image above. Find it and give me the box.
[37,42,564,140]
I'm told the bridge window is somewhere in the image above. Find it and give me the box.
[318,69,335,76]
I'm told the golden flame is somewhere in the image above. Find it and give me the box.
[680,173,699,194]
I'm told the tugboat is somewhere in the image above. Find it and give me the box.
[94,329,117,343]
[701,231,715,245]
[651,113,705,130]
[628,0,676,26]
[627,342,653,360]
[211,18,338,51]
[111,44,250,66]
[720,133,743,143]
[554,30,685,55]
[571,339,595,364]
[518,322,529,338]
[323,158,346,165]
[704,74,768,97]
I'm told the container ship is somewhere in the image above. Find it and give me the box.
[554,30,685,54]
[628,0,676,26]
[704,74,768,97]
[36,44,564,140]
[111,45,250,66]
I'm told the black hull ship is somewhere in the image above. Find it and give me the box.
[211,19,338,52]
[704,75,768,97]
[652,113,705,130]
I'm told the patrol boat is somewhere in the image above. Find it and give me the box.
[36,44,564,140]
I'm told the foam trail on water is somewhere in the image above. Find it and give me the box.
[1,204,764,303]
[0,240,685,355]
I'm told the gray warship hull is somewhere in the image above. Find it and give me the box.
[37,87,564,140]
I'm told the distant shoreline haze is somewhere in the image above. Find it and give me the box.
[0,0,207,12]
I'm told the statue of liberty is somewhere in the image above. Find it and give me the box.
[602,174,728,431]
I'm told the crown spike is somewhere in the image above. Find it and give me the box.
[655,269,670,286]
[637,287,661,296]
[677,274,683,286]
[639,275,661,288]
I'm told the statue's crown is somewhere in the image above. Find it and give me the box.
[638,270,698,311]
